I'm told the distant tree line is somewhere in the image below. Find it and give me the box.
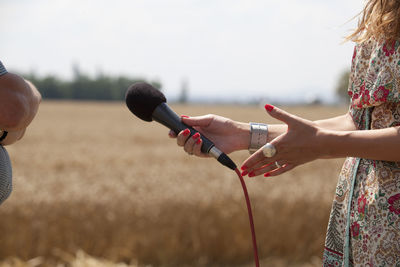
[335,69,351,103]
[20,65,351,104]
[21,66,162,101]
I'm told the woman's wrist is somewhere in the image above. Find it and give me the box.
[232,122,251,151]
[266,124,288,142]
[315,129,347,159]
[233,123,288,153]
[248,122,269,153]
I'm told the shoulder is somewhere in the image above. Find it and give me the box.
[349,38,400,109]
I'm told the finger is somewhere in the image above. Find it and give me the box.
[192,136,208,157]
[242,158,272,176]
[264,163,296,177]
[168,130,177,138]
[176,128,191,147]
[247,156,284,172]
[181,114,214,127]
[240,149,268,171]
[246,162,276,177]
[184,132,200,154]
[264,104,302,127]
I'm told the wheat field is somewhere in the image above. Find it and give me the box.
[0,101,348,266]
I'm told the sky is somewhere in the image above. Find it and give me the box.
[0,0,364,103]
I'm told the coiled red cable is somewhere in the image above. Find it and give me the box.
[234,168,260,267]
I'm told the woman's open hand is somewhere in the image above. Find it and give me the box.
[241,105,327,178]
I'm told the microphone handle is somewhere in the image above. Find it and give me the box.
[152,103,236,170]
[152,103,214,153]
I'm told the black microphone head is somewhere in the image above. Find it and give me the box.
[125,82,166,122]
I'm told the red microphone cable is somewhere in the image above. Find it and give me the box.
[125,84,259,265]
[234,168,260,267]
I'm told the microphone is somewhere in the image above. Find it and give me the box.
[125,82,237,170]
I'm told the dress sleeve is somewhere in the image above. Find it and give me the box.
[349,103,363,130]
[348,40,400,109]
[0,61,8,76]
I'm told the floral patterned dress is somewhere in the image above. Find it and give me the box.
[323,38,400,266]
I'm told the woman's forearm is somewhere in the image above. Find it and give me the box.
[322,126,400,162]
[314,112,357,131]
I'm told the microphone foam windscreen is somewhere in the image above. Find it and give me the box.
[125,82,166,122]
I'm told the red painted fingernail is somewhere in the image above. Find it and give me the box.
[196,138,201,145]
[264,104,274,112]
[241,165,248,171]
[181,115,189,118]
[241,170,248,176]
[248,171,255,177]
[192,132,200,139]
[264,173,271,177]
[183,129,190,136]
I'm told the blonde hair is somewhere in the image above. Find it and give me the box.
[347,0,400,43]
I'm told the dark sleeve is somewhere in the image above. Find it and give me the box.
[0,61,8,76]
[0,146,12,205]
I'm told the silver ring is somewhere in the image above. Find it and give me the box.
[275,161,281,168]
[262,143,276,158]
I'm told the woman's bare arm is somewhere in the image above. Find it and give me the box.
[242,105,400,178]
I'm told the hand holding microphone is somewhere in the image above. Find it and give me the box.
[168,114,251,158]
[125,82,240,170]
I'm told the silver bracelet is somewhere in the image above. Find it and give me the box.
[248,122,268,154]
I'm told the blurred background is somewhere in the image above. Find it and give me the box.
[1,0,362,104]
[0,0,363,266]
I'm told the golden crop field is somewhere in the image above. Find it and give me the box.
[0,101,348,267]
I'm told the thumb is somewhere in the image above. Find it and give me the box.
[181,115,213,128]
[264,104,300,126]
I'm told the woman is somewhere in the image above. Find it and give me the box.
[169,0,400,265]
